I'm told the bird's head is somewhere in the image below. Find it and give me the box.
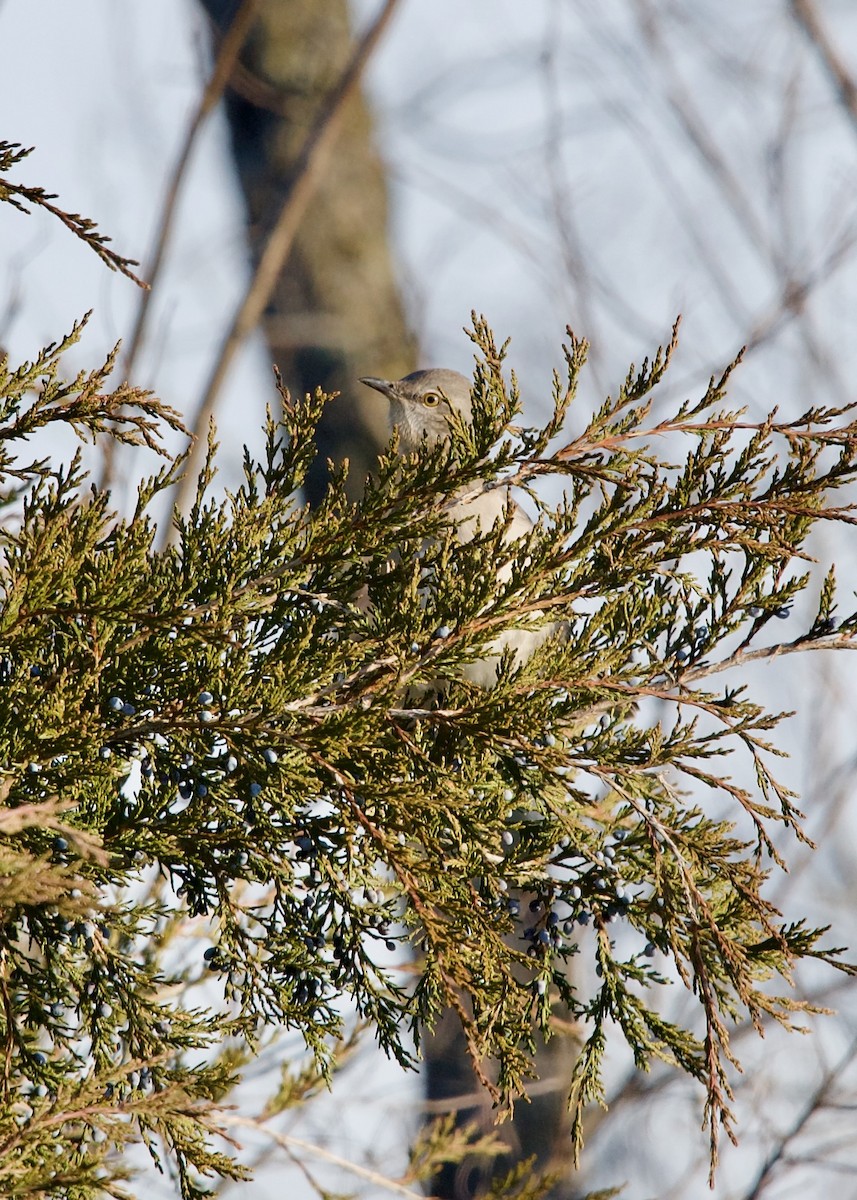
[359,368,472,452]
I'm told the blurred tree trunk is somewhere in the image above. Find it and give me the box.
[198,4,578,1196]
[425,1005,579,1199]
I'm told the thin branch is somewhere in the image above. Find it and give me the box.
[166,0,402,532]
[742,1034,857,1200]
[0,146,146,287]
[634,0,855,404]
[221,1115,428,1200]
[120,0,262,386]
[791,0,857,137]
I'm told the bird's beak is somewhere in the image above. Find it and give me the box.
[359,376,397,401]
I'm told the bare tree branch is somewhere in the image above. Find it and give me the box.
[166,0,402,531]
[791,0,857,137]
[119,0,262,388]
[742,1035,857,1200]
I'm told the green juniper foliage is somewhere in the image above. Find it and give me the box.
[1,147,857,1198]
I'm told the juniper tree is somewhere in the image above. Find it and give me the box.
[0,140,856,1198]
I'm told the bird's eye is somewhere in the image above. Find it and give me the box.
[422,391,441,407]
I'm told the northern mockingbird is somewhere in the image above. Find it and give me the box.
[360,368,552,686]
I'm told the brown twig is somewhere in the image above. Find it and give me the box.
[221,1116,427,1200]
[121,0,261,383]
[634,0,855,408]
[0,149,146,288]
[100,0,261,490]
[166,0,402,534]
[742,1033,857,1200]
[791,0,857,136]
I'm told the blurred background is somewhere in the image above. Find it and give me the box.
[2,1,857,1197]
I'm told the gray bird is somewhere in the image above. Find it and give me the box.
[358,369,474,453]
[360,368,552,686]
